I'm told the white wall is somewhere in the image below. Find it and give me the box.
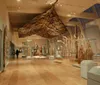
[85,20,100,53]
[0,0,13,41]
[0,0,7,26]
[12,32,47,47]
[0,0,13,70]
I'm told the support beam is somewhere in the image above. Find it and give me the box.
[66,21,80,26]
[59,16,80,26]
[8,6,98,20]
[60,12,98,20]
[78,12,98,19]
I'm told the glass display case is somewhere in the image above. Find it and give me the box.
[65,38,98,64]
[54,40,64,58]
[87,38,100,65]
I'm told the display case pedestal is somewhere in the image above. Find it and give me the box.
[88,66,100,85]
[81,60,97,79]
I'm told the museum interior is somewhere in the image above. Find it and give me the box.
[0,0,100,85]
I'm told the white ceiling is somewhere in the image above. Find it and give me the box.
[6,0,97,14]
[5,0,100,44]
[6,0,100,26]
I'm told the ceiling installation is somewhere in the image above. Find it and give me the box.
[7,0,100,38]
[18,0,68,38]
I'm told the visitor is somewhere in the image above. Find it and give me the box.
[16,49,20,59]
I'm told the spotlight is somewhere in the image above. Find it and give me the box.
[17,0,21,2]
[67,14,71,17]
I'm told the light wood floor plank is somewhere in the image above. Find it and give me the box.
[0,59,87,85]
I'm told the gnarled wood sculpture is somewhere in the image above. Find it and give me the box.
[18,0,68,38]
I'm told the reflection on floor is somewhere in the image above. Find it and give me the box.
[26,56,47,59]
[0,59,87,85]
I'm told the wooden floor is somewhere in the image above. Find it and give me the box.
[0,59,87,85]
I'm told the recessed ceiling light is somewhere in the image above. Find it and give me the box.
[17,0,21,2]
[60,4,62,7]
[49,3,53,5]
[67,14,71,17]
[46,0,55,5]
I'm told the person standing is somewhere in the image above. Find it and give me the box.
[16,49,20,59]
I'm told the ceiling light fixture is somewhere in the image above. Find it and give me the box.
[60,4,62,7]
[46,0,56,5]
[67,14,71,17]
[17,0,21,2]
[73,13,76,15]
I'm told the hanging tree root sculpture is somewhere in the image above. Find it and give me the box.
[18,0,68,38]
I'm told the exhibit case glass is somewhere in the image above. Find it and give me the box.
[65,37,99,64]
